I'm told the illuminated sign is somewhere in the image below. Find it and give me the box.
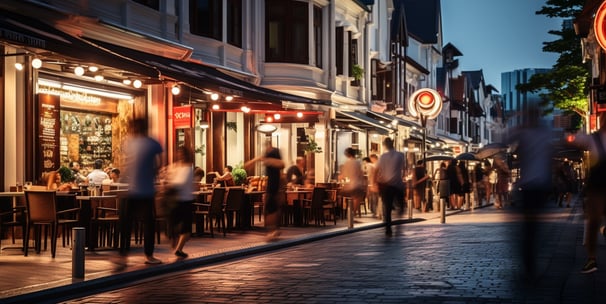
[173,105,192,129]
[595,1,606,50]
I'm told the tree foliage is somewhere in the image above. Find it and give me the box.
[516,0,589,125]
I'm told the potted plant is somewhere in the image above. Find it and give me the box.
[351,64,364,86]
[232,164,248,186]
[303,138,322,154]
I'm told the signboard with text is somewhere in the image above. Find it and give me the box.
[36,94,60,177]
[173,105,192,129]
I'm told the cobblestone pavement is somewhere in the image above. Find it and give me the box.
[55,199,606,304]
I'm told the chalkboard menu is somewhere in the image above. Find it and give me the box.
[60,109,113,168]
[36,94,61,175]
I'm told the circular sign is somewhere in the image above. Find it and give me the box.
[596,1,606,50]
[407,88,443,119]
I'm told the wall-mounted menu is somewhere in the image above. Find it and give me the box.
[36,94,61,177]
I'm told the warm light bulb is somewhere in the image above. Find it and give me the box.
[171,85,181,95]
[31,58,42,69]
[225,96,233,101]
[210,93,219,101]
[74,66,85,76]
[123,79,132,85]
[274,113,281,120]
[94,75,104,81]
[296,112,303,118]
[133,79,142,88]
[88,66,98,72]
[241,106,251,113]
[14,63,24,71]
[212,104,220,110]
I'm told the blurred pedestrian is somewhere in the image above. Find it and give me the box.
[507,105,554,282]
[447,160,463,209]
[493,156,510,209]
[364,154,380,218]
[120,118,163,264]
[412,160,428,212]
[567,111,606,273]
[245,140,285,240]
[341,148,366,217]
[458,161,471,210]
[164,146,194,258]
[376,137,405,236]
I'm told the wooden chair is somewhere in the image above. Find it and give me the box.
[23,190,80,258]
[90,195,120,249]
[302,187,337,226]
[193,187,226,237]
[0,198,26,251]
[224,187,245,231]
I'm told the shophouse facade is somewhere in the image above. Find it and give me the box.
[1,0,495,189]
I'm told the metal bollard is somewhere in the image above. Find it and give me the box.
[72,227,85,279]
[347,199,353,229]
[440,198,446,224]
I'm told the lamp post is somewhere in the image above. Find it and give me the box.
[408,88,443,221]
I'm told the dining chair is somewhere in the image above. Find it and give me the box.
[224,187,245,231]
[302,187,336,226]
[90,195,120,249]
[0,197,26,251]
[23,190,80,258]
[193,187,226,237]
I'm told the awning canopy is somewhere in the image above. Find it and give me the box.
[334,111,393,134]
[366,110,421,129]
[86,39,330,107]
[0,10,159,81]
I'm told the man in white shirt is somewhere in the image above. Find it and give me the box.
[87,159,109,184]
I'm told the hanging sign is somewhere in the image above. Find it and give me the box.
[173,105,192,129]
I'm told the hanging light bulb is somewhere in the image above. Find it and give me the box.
[94,75,104,81]
[74,66,85,76]
[171,84,181,95]
[210,93,219,101]
[123,79,132,85]
[241,105,251,113]
[273,113,281,120]
[31,58,42,69]
[225,95,233,101]
[14,63,24,71]
[88,66,99,72]
[133,79,142,88]
[212,104,220,110]
[296,112,303,118]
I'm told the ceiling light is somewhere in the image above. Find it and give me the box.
[123,79,132,85]
[88,66,99,72]
[225,96,233,101]
[31,58,42,69]
[256,124,277,135]
[210,93,219,101]
[241,105,251,113]
[296,112,303,118]
[133,79,142,88]
[273,113,281,120]
[266,115,274,123]
[171,84,181,95]
[74,66,85,76]
[212,104,220,110]
[94,75,104,81]
[14,63,24,71]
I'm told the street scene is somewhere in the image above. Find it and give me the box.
[2,1,606,304]
[1,198,595,304]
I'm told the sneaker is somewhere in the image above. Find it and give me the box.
[581,259,598,274]
[144,256,162,265]
[175,250,188,258]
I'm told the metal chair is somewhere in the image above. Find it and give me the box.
[193,187,226,237]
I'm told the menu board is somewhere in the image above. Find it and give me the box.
[36,94,61,175]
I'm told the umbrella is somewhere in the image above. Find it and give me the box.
[475,143,508,159]
[456,152,478,161]
[424,155,454,162]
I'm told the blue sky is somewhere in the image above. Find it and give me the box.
[441,0,562,92]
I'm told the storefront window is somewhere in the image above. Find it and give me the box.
[60,110,113,169]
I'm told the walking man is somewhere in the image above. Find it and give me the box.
[375,137,405,236]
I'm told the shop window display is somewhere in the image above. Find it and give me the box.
[60,110,113,169]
